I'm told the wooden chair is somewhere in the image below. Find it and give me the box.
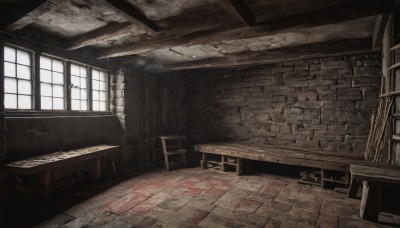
[158,135,187,171]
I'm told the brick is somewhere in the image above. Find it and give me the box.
[337,88,362,101]
[298,91,318,101]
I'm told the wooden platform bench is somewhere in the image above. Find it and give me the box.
[349,162,400,221]
[4,144,119,199]
[195,141,365,188]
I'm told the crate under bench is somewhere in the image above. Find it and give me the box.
[4,144,119,199]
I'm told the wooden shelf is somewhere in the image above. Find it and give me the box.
[392,134,400,141]
[380,91,400,97]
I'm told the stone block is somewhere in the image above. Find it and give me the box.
[328,126,345,135]
[337,88,362,101]
[354,66,381,77]
[321,60,349,69]
[272,95,286,102]
[298,91,318,101]
[318,89,336,101]
[271,73,284,86]
[272,66,294,73]
[352,77,381,87]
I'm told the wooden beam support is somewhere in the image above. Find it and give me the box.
[103,0,159,33]
[66,22,133,50]
[372,13,391,51]
[96,0,396,59]
[3,0,64,31]
[167,38,375,71]
[225,0,256,26]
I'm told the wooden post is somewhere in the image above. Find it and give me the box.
[201,153,207,169]
[321,169,326,189]
[40,170,52,199]
[236,158,243,176]
[221,155,225,172]
[348,177,359,199]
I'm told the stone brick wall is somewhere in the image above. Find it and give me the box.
[182,54,381,151]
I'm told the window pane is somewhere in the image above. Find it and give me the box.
[53,72,64,85]
[4,46,15,62]
[93,80,100,90]
[71,88,80,99]
[40,69,52,83]
[100,102,106,111]
[5,78,17,93]
[53,98,64,110]
[100,92,106,101]
[18,95,31,109]
[17,50,30,66]
[4,62,16,77]
[92,70,99,80]
[81,89,87,99]
[99,72,106,81]
[81,101,87,110]
[93,101,99,111]
[71,64,80,76]
[41,96,52,110]
[71,76,80,87]
[71,100,80,110]
[80,78,87,89]
[93,91,99,100]
[100,81,106,91]
[5,94,17,109]
[53,85,64,98]
[80,67,87,77]
[41,83,52,96]
[17,64,31,79]
[52,59,63,72]
[40,56,51,70]
[18,80,31,95]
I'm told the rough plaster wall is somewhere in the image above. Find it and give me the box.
[5,116,122,162]
[111,65,158,165]
[182,54,381,152]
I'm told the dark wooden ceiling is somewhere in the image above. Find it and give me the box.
[0,0,397,71]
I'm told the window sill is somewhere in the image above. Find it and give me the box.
[5,110,114,118]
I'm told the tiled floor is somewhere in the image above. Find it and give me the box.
[1,167,399,228]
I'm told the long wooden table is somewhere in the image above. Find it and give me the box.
[4,145,119,198]
[195,141,365,187]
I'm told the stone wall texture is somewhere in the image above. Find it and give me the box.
[176,54,382,152]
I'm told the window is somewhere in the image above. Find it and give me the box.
[3,46,32,109]
[92,69,107,111]
[70,64,88,111]
[40,56,65,110]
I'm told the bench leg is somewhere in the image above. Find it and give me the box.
[182,153,187,168]
[111,155,117,175]
[360,181,382,221]
[40,171,52,200]
[236,158,243,176]
[348,177,359,199]
[221,155,225,172]
[200,153,207,169]
[164,154,170,171]
[321,169,326,189]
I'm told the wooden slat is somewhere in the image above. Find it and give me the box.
[96,0,395,59]
[387,62,400,71]
[372,13,390,51]
[225,0,256,26]
[392,134,400,141]
[168,39,374,71]
[66,22,133,50]
[351,162,400,184]
[4,145,119,175]
[103,0,159,33]
[379,91,400,97]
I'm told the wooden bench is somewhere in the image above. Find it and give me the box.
[195,141,365,187]
[4,144,119,198]
[349,162,400,221]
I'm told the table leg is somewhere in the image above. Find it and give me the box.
[200,153,207,169]
[360,181,382,221]
[236,158,243,176]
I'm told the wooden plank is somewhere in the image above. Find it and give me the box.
[379,90,400,97]
[96,0,396,59]
[103,0,159,33]
[225,0,256,26]
[66,22,133,50]
[4,145,119,175]
[168,39,375,71]
[3,0,64,31]
[372,13,390,51]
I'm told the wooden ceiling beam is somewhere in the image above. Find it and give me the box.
[2,0,64,31]
[103,0,159,34]
[96,0,396,59]
[225,0,256,26]
[66,22,133,50]
[167,38,375,71]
